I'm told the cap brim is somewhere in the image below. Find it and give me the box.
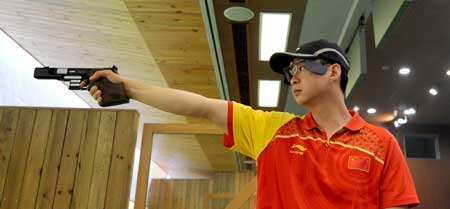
[269,52,318,74]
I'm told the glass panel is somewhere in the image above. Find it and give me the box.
[144,133,256,209]
[405,135,438,159]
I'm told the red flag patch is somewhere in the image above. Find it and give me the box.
[348,156,370,172]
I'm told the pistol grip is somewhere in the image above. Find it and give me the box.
[88,78,129,107]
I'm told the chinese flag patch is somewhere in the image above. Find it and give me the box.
[348,156,370,172]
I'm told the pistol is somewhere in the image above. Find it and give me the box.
[34,66,129,107]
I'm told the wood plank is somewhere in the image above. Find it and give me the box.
[146,179,212,209]
[0,109,36,209]
[132,12,204,28]
[124,1,201,14]
[70,110,102,209]
[224,177,257,209]
[34,109,69,209]
[134,126,153,209]
[0,108,20,204]
[17,109,53,209]
[104,111,139,209]
[86,111,117,209]
[52,110,88,209]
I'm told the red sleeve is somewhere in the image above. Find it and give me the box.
[379,135,420,208]
[223,101,234,148]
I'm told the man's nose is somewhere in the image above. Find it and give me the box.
[290,76,299,85]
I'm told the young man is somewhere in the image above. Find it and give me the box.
[83,39,419,209]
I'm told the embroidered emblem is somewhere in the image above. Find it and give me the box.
[290,144,308,155]
[348,156,370,172]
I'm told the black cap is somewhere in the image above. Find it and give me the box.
[269,39,350,75]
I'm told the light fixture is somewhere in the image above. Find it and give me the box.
[258,80,281,107]
[394,121,400,128]
[446,70,450,76]
[259,12,292,61]
[353,106,360,112]
[397,116,408,124]
[429,88,438,96]
[166,174,172,180]
[367,108,377,114]
[399,67,411,75]
[403,108,416,115]
[224,7,254,22]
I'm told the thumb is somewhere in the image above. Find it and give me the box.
[89,70,110,81]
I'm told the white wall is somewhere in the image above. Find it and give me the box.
[0,29,89,108]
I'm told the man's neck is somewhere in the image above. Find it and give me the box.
[307,93,352,139]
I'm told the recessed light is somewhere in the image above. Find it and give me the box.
[446,70,450,76]
[397,117,408,124]
[353,106,360,112]
[403,108,416,115]
[394,121,400,128]
[429,88,438,96]
[399,67,411,75]
[224,7,255,22]
[367,108,377,114]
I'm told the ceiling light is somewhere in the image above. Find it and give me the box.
[446,70,450,76]
[403,108,416,115]
[429,88,438,96]
[224,7,254,22]
[397,117,408,125]
[353,106,360,112]
[258,80,281,107]
[394,121,399,128]
[367,108,377,114]
[399,67,411,75]
[259,12,292,61]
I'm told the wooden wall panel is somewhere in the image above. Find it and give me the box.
[87,111,117,209]
[0,108,19,201]
[105,111,140,209]
[0,109,36,209]
[71,110,101,209]
[35,110,69,209]
[17,109,53,209]
[53,110,88,209]
[147,179,210,209]
[0,107,139,209]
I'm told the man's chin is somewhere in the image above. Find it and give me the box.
[295,98,307,106]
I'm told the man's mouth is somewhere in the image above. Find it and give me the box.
[293,89,302,96]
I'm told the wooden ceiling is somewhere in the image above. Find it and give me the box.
[0,0,235,178]
[124,0,220,99]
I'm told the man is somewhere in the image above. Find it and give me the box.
[83,39,419,209]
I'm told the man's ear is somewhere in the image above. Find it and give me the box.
[329,63,342,81]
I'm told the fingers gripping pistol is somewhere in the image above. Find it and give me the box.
[34,66,129,107]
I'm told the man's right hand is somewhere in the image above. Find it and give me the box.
[80,70,126,103]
